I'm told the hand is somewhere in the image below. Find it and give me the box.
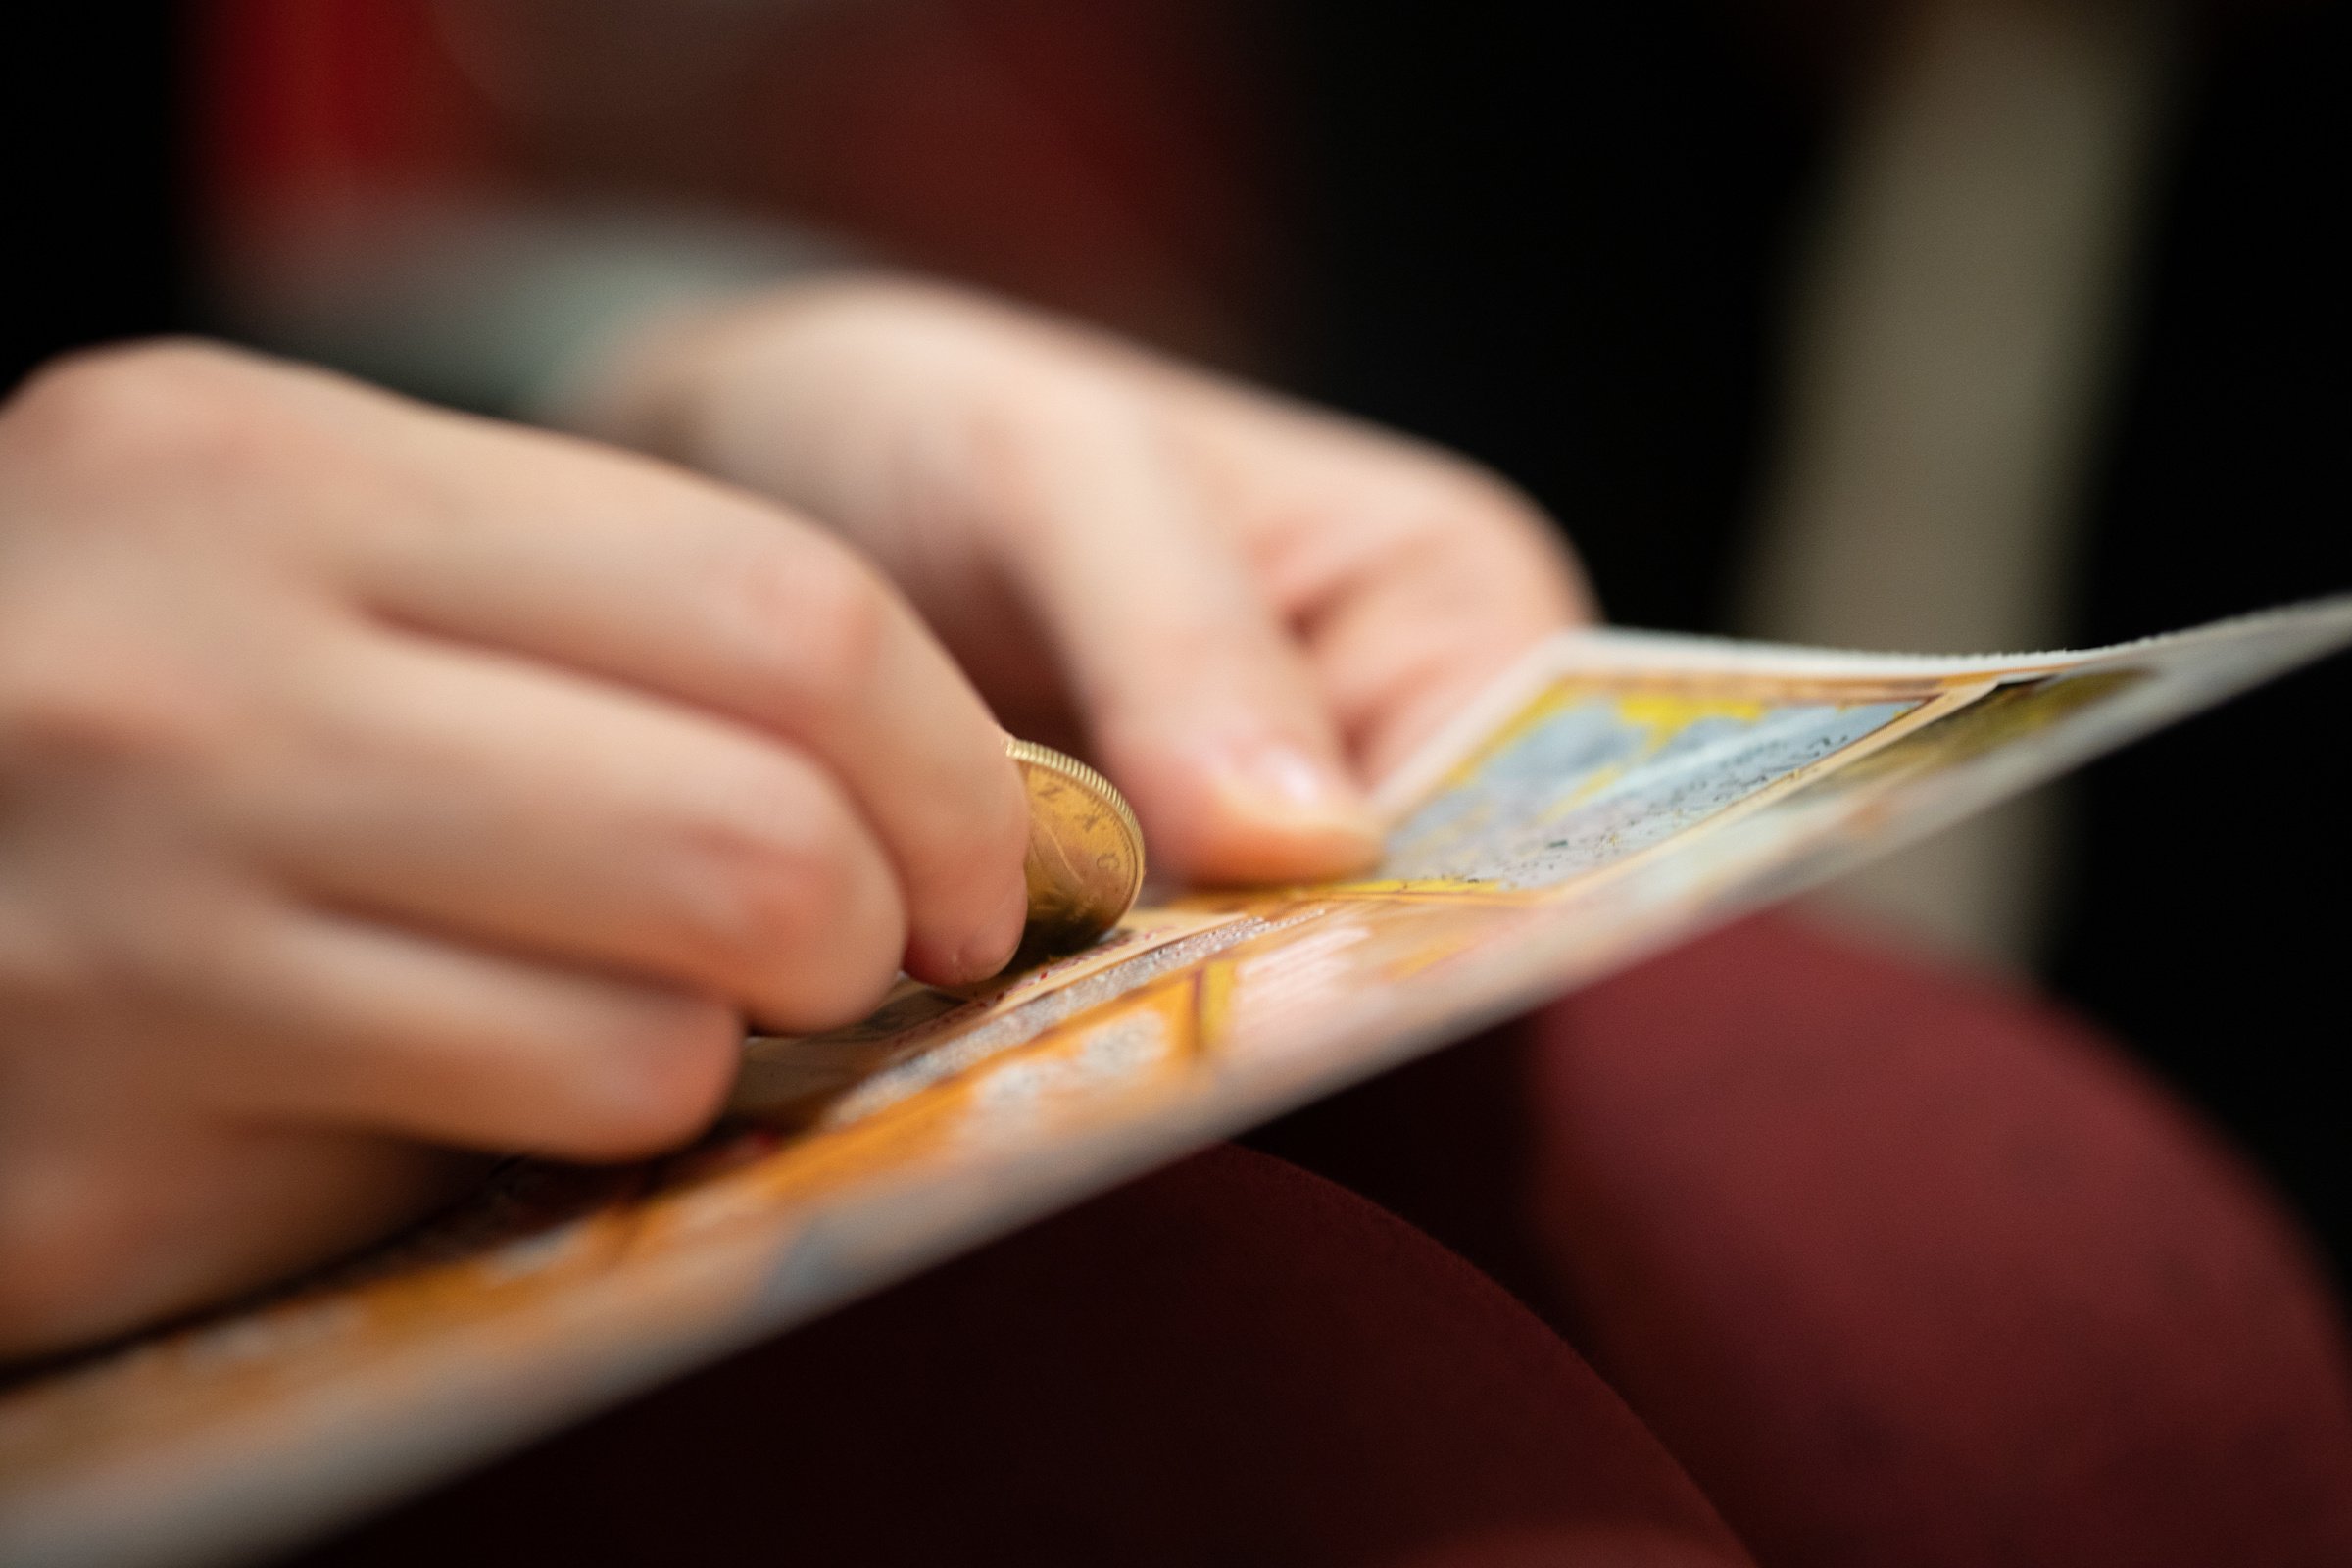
[566,278,1593,883]
[0,343,1028,1355]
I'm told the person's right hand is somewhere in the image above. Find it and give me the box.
[0,342,1029,1358]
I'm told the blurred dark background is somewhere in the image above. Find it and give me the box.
[1274,0,2352,1268]
[1275,0,2352,1273]
[5,0,2347,1271]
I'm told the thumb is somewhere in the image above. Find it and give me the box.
[982,396,1382,885]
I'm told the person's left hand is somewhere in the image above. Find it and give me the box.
[565,278,1593,885]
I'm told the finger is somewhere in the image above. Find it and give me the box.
[0,1125,477,1359]
[314,399,1026,986]
[190,903,747,1160]
[223,625,910,1033]
[957,378,1385,883]
[1165,389,1591,779]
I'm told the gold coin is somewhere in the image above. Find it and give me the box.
[1005,736,1145,956]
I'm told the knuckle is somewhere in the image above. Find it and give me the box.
[1402,455,1548,535]
[1368,459,1588,615]
[802,279,1022,371]
[0,612,236,775]
[554,997,739,1158]
[667,766,903,989]
[729,531,896,714]
[682,801,840,960]
[4,340,270,483]
[951,365,1148,538]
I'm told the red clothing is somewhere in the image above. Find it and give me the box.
[294,917,2352,1566]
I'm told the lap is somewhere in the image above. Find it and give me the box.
[295,1143,1750,1568]
[302,914,2352,1566]
[1264,913,2352,1568]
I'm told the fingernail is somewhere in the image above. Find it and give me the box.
[1216,740,1381,837]
[955,874,1030,983]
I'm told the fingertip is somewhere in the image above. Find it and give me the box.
[1137,737,1386,886]
[901,742,1029,987]
[906,870,1029,988]
[1192,812,1385,885]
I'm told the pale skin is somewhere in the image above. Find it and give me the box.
[0,280,1588,1358]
